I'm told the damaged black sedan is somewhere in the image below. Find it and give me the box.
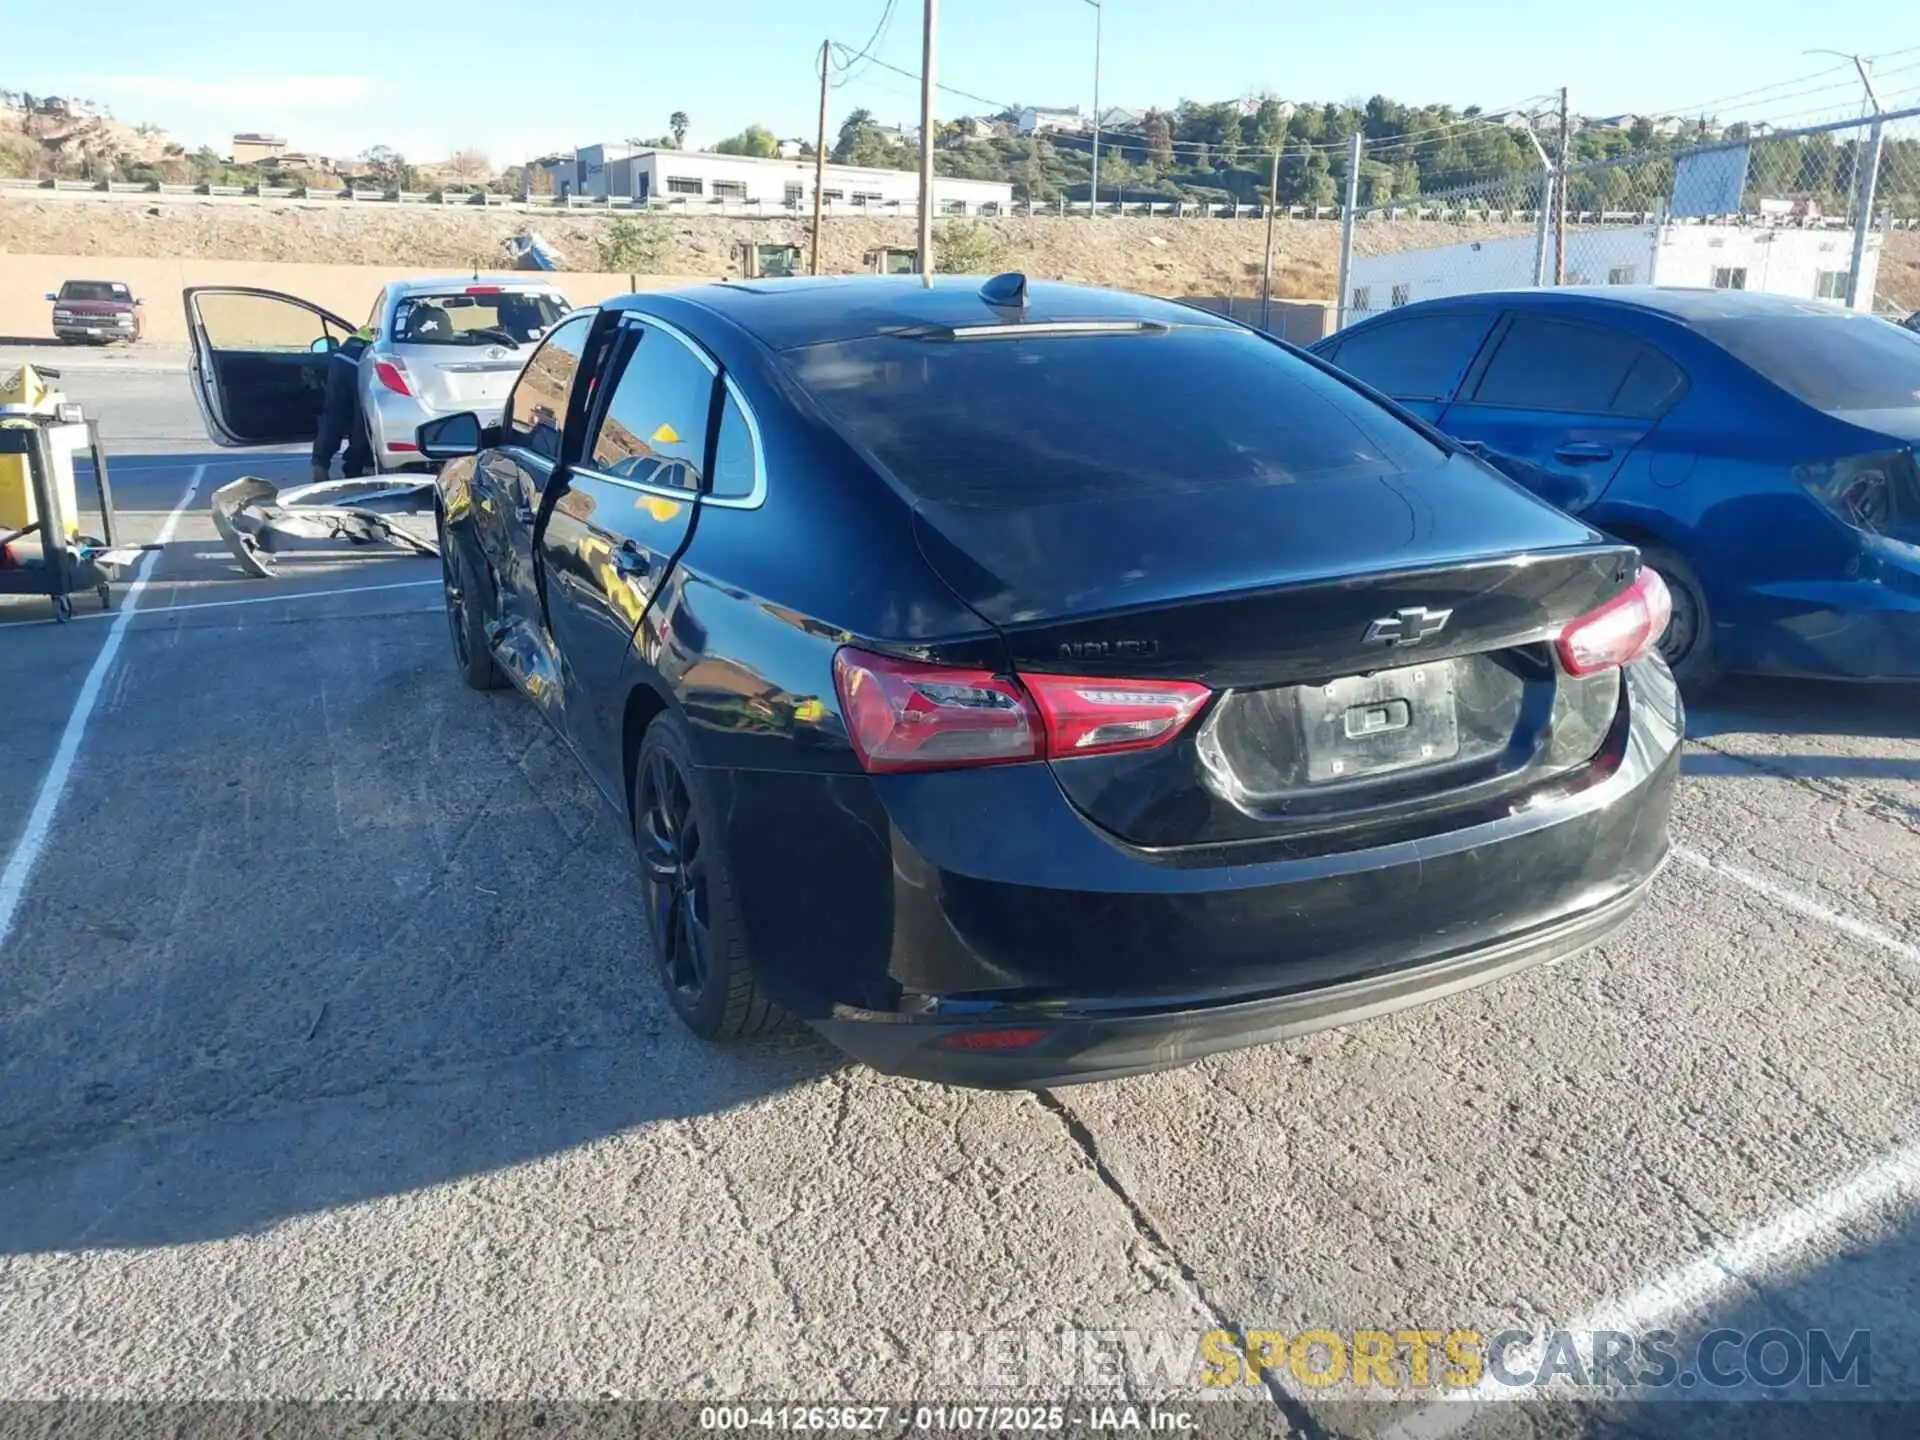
[245,276,1684,1087]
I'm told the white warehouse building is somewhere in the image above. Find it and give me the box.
[1346,224,1882,323]
[550,146,1013,214]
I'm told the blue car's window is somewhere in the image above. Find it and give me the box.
[785,327,1447,508]
[1323,312,1491,401]
[1698,310,1920,412]
[1469,316,1677,416]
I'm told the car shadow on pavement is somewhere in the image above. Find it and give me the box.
[1687,677,1920,745]
[0,601,849,1255]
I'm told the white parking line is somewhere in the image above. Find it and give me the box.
[1386,1137,1920,1437]
[1674,845,1920,966]
[0,465,204,950]
[74,578,440,622]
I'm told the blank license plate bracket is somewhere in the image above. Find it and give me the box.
[1300,662,1461,783]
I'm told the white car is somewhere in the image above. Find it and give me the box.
[184,277,571,471]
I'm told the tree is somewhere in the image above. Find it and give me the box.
[598,217,671,272]
[833,108,876,163]
[714,124,781,158]
[934,221,1007,274]
[1217,111,1243,169]
[669,112,690,149]
[1143,109,1174,168]
[1252,98,1287,158]
[447,148,490,185]
[360,144,410,189]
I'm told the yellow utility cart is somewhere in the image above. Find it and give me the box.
[0,364,145,621]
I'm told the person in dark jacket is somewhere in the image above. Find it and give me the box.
[312,326,376,483]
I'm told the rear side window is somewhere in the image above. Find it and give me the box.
[1470,317,1645,412]
[505,312,593,462]
[1698,310,1920,412]
[1324,312,1491,401]
[785,327,1446,508]
[708,388,760,500]
[587,322,716,489]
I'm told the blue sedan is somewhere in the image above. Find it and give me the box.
[1310,288,1920,689]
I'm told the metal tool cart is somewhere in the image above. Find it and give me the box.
[0,365,149,622]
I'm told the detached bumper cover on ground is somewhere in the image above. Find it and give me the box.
[209,475,438,579]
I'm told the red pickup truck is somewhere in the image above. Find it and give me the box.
[47,279,144,344]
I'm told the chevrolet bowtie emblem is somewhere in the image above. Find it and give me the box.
[1364,606,1453,647]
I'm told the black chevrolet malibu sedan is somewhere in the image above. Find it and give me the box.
[194,274,1683,1086]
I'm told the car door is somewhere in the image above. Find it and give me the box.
[183,287,352,446]
[1313,308,1497,423]
[537,313,718,797]
[1438,312,1687,515]
[473,310,597,664]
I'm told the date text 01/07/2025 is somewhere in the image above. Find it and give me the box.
[697,1404,1201,1432]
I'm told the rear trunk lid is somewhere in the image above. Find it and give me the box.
[912,456,1638,848]
[392,341,525,414]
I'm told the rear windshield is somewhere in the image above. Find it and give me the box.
[785,326,1446,507]
[391,291,567,347]
[58,281,131,302]
[1698,309,1920,412]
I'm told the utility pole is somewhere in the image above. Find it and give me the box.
[811,39,829,276]
[917,0,937,285]
[1335,132,1362,330]
[1261,141,1282,331]
[1085,0,1103,215]
[1553,87,1569,286]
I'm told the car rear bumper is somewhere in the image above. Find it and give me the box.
[1728,569,1920,679]
[813,872,1657,1087]
[719,659,1682,1086]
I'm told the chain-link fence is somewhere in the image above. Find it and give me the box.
[1335,106,1920,330]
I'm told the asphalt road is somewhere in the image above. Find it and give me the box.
[2,371,1919,1436]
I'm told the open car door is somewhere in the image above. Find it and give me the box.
[184,287,353,447]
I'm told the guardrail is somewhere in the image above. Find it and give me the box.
[5,176,1918,228]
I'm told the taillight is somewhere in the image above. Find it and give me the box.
[373,358,413,396]
[1793,450,1916,535]
[833,649,1039,772]
[1556,568,1672,675]
[831,647,1212,774]
[1021,673,1212,756]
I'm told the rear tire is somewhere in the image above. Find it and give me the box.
[439,516,503,691]
[633,712,784,1041]
[1639,543,1719,696]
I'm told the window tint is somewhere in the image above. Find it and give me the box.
[394,290,565,347]
[1611,350,1688,418]
[1327,312,1491,401]
[1470,316,1646,413]
[588,322,715,489]
[506,312,592,462]
[709,388,759,500]
[1699,310,1920,412]
[785,326,1446,509]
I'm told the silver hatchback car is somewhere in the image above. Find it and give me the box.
[185,276,571,472]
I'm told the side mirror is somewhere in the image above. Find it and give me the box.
[44,292,57,302]
[418,411,486,460]
[309,336,339,354]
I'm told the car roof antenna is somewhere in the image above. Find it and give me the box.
[979,272,1028,313]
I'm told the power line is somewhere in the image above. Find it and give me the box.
[830,0,900,87]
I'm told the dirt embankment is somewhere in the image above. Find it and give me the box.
[8,194,1913,308]
[0,197,1348,297]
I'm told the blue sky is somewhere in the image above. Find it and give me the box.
[9,0,1918,167]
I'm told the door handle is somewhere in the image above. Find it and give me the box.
[1554,442,1615,463]
[613,541,651,578]
[515,503,536,524]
